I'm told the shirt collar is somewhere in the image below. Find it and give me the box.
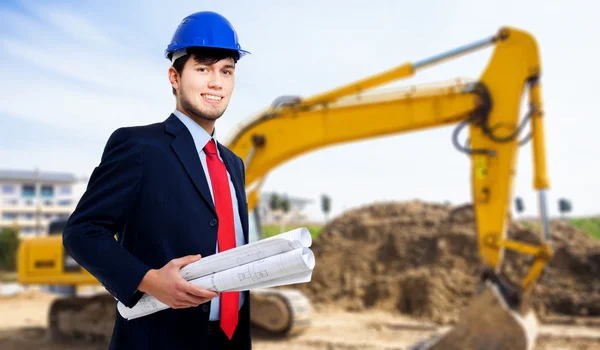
[172,109,218,154]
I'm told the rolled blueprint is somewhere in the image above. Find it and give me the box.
[117,227,315,320]
[179,227,312,280]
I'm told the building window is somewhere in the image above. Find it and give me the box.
[58,199,72,206]
[21,227,34,234]
[59,186,72,195]
[44,200,53,206]
[3,198,18,205]
[22,184,35,198]
[2,185,15,194]
[24,199,34,206]
[23,213,34,220]
[2,213,18,220]
[41,185,54,198]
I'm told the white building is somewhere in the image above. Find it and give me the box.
[0,169,80,238]
[257,191,315,224]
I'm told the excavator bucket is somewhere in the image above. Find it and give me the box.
[410,275,538,350]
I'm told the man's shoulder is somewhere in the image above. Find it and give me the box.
[106,121,167,146]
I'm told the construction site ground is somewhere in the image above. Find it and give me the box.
[0,290,599,350]
[2,200,599,349]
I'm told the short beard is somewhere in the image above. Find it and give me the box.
[179,92,225,121]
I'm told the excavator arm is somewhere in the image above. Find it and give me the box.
[223,26,552,349]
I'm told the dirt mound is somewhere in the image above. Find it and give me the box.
[296,200,600,324]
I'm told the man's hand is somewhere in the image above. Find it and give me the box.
[138,254,218,309]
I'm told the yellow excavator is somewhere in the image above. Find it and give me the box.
[18,26,551,349]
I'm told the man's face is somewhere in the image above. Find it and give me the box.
[171,55,236,122]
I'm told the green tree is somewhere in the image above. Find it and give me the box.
[280,197,290,213]
[321,194,331,221]
[0,226,20,271]
[558,198,572,217]
[515,197,524,214]
[269,193,280,211]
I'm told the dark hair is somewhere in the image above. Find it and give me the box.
[169,47,240,95]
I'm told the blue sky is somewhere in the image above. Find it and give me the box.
[1,0,598,221]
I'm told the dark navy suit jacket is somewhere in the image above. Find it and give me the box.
[63,114,251,349]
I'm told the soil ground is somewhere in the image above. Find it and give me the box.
[0,290,598,350]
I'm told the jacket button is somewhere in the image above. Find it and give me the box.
[202,304,210,312]
[210,219,217,227]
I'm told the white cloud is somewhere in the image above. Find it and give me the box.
[0,8,58,44]
[1,36,159,95]
[0,72,170,137]
[28,6,116,49]
[0,6,167,98]
[0,3,176,140]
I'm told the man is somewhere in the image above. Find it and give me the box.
[63,11,252,349]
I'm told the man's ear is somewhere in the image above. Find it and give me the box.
[168,67,180,92]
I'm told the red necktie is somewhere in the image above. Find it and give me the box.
[204,139,239,339]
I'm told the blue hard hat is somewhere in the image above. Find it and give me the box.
[165,11,250,61]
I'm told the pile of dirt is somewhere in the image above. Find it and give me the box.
[295,200,600,324]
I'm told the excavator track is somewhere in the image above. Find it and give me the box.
[48,294,116,345]
[47,288,312,344]
[250,288,312,336]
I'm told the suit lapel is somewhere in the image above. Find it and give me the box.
[164,114,217,216]
[218,143,249,243]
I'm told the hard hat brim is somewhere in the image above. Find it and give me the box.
[167,46,251,62]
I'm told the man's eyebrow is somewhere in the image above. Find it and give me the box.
[222,64,236,70]
[192,60,211,66]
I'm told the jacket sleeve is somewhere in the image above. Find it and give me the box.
[63,127,151,308]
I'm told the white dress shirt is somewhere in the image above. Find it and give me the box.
[173,109,246,321]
